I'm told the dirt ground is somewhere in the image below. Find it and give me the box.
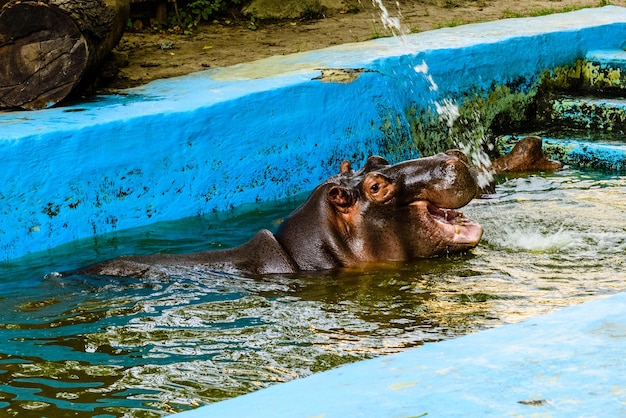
[107,0,626,90]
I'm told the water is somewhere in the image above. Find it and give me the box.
[0,166,625,417]
[369,0,406,38]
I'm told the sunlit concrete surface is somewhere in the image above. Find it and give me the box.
[175,291,626,417]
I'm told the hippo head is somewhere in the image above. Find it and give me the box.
[490,136,562,173]
[275,151,484,271]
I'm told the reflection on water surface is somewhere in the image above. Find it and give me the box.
[0,168,625,417]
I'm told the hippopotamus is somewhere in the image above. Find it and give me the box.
[490,136,562,173]
[61,150,484,278]
[478,135,562,195]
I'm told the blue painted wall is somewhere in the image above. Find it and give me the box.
[1,7,626,261]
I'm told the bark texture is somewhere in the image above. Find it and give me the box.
[0,0,129,109]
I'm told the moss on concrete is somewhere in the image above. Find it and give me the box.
[540,58,626,91]
[540,60,585,91]
[377,113,420,162]
[401,83,539,159]
[583,61,623,89]
[372,55,626,167]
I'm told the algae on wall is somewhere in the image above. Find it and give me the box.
[383,57,624,163]
[536,58,626,131]
[353,58,624,167]
[401,82,540,160]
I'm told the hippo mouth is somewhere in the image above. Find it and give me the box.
[411,201,483,247]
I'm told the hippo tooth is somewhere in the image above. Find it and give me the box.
[454,225,461,234]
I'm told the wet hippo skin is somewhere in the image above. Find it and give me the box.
[491,136,562,173]
[61,150,484,278]
[478,135,562,195]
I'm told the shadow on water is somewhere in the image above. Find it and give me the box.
[0,168,625,416]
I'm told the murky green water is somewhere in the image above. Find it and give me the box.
[0,168,625,417]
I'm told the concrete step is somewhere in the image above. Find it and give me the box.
[544,136,626,172]
[582,49,626,92]
[543,94,626,132]
[538,49,626,129]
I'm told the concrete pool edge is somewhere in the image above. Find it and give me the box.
[172,290,626,417]
[2,7,626,262]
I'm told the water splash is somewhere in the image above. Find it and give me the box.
[435,99,458,127]
[455,133,495,189]
[371,0,495,188]
[369,0,407,39]
[413,60,439,92]
[490,227,580,252]
[367,0,496,187]
[434,100,495,189]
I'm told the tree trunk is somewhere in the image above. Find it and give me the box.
[0,0,130,110]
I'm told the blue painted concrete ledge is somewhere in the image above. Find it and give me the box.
[2,7,626,261]
[176,291,626,417]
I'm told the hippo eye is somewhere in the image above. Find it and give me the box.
[364,173,396,203]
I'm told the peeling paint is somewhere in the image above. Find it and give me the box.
[313,68,372,84]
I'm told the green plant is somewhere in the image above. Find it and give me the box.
[370,24,384,40]
[501,9,524,19]
[171,0,241,32]
[301,4,326,20]
[435,17,467,29]
[247,15,257,31]
[502,5,591,20]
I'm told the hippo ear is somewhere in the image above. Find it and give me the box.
[360,156,390,173]
[327,185,355,213]
[339,160,353,174]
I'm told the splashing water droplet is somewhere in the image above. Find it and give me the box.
[370,0,406,38]
[413,60,439,91]
[435,99,459,128]
[435,102,494,188]
[491,227,581,252]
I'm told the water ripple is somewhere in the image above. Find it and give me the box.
[0,170,625,416]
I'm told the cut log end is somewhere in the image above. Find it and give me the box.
[0,2,88,110]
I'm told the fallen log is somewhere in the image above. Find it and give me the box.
[0,0,130,110]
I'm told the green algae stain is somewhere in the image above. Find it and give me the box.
[544,59,625,91]
[403,84,539,159]
[370,57,626,165]
[541,59,585,91]
[583,62,623,89]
